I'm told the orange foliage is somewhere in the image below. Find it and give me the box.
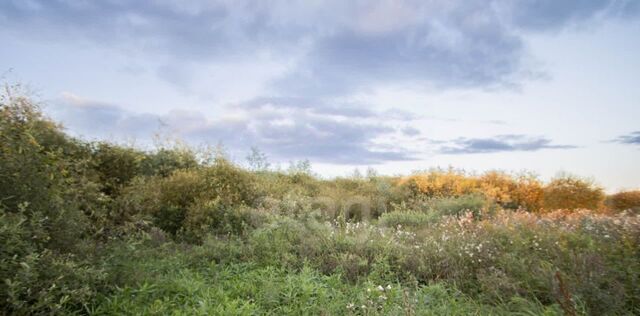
[398,170,544,212]
[607,190,640,212]
[398,169,477,198]
[542,175,605,211]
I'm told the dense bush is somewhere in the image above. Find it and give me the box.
[90,142,145,196]
[140,147,199,177]
[400,169,478,198]
[0,91,107,314]
[399,170,544,212]
[607,190,640,213]
[378,210,434,227]
[543,175,605,211]
[181,199,267,243]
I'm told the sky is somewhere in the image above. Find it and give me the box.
[1,0,639,191]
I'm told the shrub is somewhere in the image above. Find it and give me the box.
[607,190,640,213]
[378,211,434,228]
[0,90,102,250]
[399,170,544,212]
[181,199,268,243]
[478,171,544,212]
[140,147,199,177]
[508,173,545,212]
[427,194,490,218]
[117,158,261,237]
[200,158,261,207]
[543,175,605,211]
[399,169,478,198]
[90,142,146,196]
[0,90,110,313]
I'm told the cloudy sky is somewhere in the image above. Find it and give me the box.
[1,0,639,190]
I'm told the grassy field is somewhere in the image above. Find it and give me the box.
[2,91,640,315]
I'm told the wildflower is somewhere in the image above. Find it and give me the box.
[347,303,355,309]
[386,284,392,290]
[377,285,384,291]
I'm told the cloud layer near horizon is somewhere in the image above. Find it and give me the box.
[611,131,640,146]
[436,135,577,154]
[51,93,419,164]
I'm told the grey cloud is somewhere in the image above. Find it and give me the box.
[506,0,640,31]
[48,94,416,164]
[2,0,637,97]
[238,96,381,119]
[402,127,421,136]
[46,94,161,139]
[611,131,640,145]
[437,134,577,154]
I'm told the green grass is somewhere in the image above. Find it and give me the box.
[89,249,561,316]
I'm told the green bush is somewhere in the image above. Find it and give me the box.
[90,142,145,196]
[378,211,434,228]
[200,158,261,207]
[181,199,268,243]
[427,193,490,217]
[140,147,199,177]
[115,158,261,237]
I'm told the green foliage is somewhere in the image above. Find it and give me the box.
[181,199,267,243]
[90,142,145,196]
[140,147,199,177]
[427,193,491,217]
[378,210,435,228]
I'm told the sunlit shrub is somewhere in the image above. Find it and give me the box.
[508,174,545,212]
[477,171,544,212]
[607,190,640,213]
[398,170,544,212]
[399,169,478,198]
[543,175,605,211]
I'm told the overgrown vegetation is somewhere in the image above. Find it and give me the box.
[1,89,639,315]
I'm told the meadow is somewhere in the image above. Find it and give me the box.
[1,89,639,315]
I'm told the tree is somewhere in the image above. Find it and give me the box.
[246,146,270,171]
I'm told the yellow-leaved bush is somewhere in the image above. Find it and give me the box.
[398,170,544,212]
[607,190,640,212]
[542,175,605,211]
